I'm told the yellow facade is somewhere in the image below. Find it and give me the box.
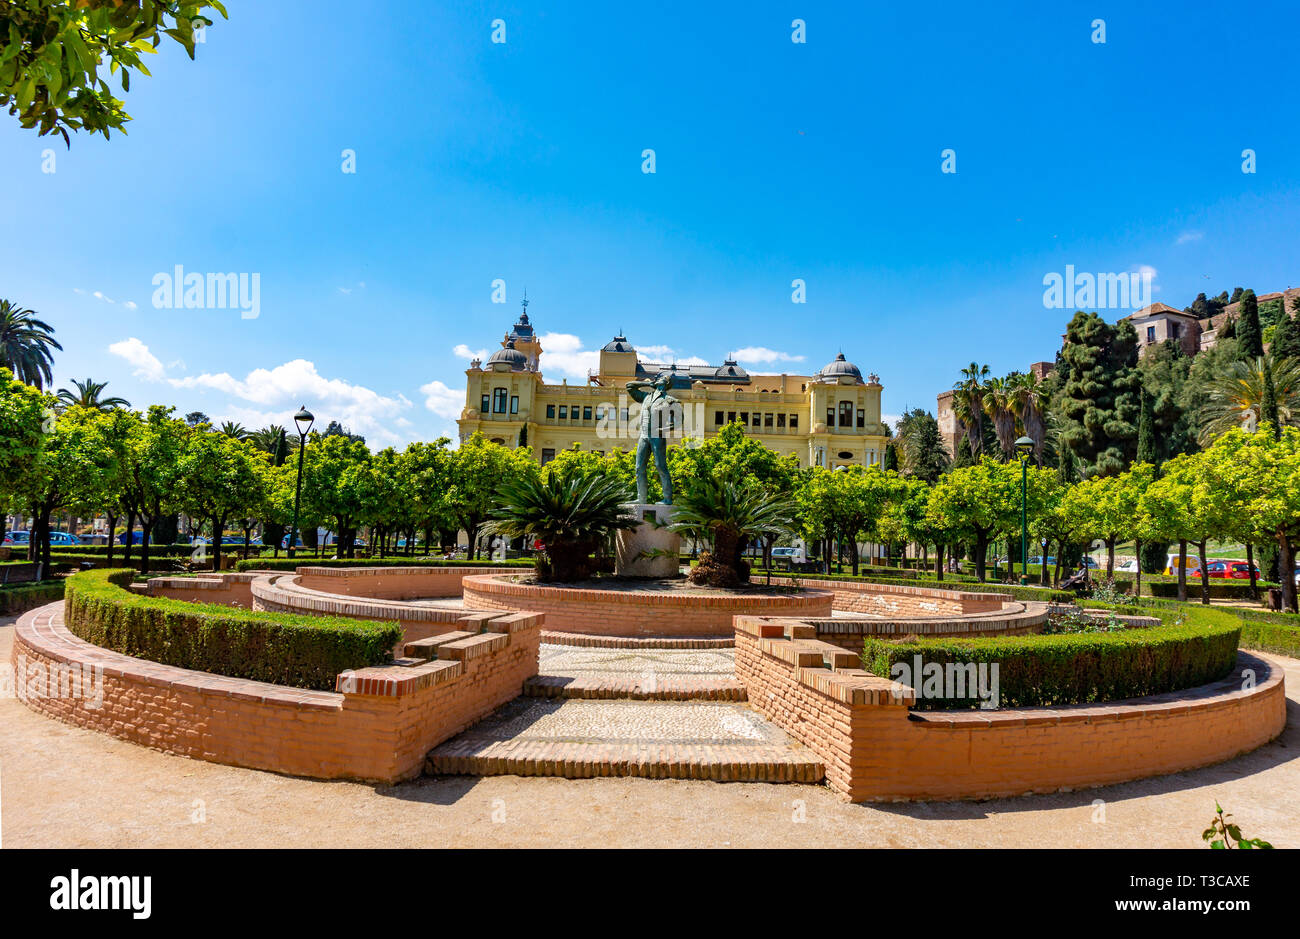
[458,305,889,468]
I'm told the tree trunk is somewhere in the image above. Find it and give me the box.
[1040,540,1050,586]
[1246,543,1258,602]
[1053,548,1062,588]
[1106,538,1116,580]
[124,510,135,564]
[210,515,223,572]
[105,513,117,566]
[1177,540,1188,602]
[139,518,154,576]
[1279,533,1297,613]
[849,538,860,577]
[974,531,989,582]
[1197,540,1210,605]
[1134,538,1142,599]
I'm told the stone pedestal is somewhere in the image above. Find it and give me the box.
[615,503,681,578]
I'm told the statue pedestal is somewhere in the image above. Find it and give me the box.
[615,503,681,578]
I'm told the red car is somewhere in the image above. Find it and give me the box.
[1206,560,1258,579]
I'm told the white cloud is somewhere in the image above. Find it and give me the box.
[108,337,165,381]
[77,287,138,310]
[1175,230,1204,245]
[168,360,410,444]
[420,379,465,420]
[1131,263,1161,295]
[536,332,600,379]
[453,343,489,362]
[635,344,709,368]
[731,346,805,365]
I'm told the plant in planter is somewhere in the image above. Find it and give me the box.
[670,477,797,587]
[485,466,637,583]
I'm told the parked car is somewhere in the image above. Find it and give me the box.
[1026,555,1056,566]
[117,530,145,545]
[1115,559,1139,573]
[1080,557,1100,569]
[1164,555,1201,576]
[2,531,80,545]
[1207,560,1258,579]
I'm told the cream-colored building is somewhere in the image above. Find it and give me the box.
[458,303,890,468]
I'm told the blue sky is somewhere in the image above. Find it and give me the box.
[2,1,1297,445]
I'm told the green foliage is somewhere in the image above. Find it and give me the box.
[894,408,950,483]
[672,475,797,586]
[1054,311,1142,476]
[1,0,229,144]
[0,579,64,615]
[1236,290,1264,359]
[0,365,49,496]
[862,609,1240,709]
[1273,302,1300,362]
[63,569,400,691]
[0,301,62,389]
[1203,804,1273,849]
[486,464,637,582]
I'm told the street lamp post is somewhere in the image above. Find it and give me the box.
[1015,436,1035,586]
[288,406,315,559]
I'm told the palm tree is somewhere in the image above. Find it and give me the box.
[1010,371,1049,464]
[981,375,1017,460]
[56,377,130,410]
[0,300,62,389]
[486,465,638,582]
[1197,354,1300,445]
[670,477,798,587]
[951,362,990,457]
[219,420,250,440]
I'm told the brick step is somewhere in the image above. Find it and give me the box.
[427,741,823,783]
[538,630,734,649]
[524,674,748,701]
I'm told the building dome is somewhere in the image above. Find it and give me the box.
[487,338,528,370]
[602,334,635,353]
[714,358,748,380]
[817,353,863,382]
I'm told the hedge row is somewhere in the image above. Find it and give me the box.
[862,605,1241,709]
[63,569,402,691]
[1079,596,1300,659]
[232,557,534,572]
[1147,581,1278,599]
[0,580,66,615]
[37,543,198,556]
[760,569,1074,603]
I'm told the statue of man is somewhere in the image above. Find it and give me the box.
[625,373,677,504]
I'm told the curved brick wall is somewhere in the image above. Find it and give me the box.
[735,616,1288,802]
[11,601,542,783]
[462,574,835,637]
[819,579,1011,616]
[295,565,520,599]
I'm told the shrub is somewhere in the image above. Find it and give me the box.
[63,569,401,691]
[862,607,1241,709]
[0,580,65,615]
[1148,581,1277,600]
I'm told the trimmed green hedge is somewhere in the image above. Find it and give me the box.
[760,569,1073,603]
[0,580,66,615]
[1148,580,1276,599]
[1079,596,1300,659]
[232,556,534,573]
[862,605,1241,709]
[63,569,402,691]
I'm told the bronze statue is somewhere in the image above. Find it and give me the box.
[625,373,677,504]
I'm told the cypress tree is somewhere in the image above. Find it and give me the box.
[883,441,899,471]
[1054,311,1142,476]
[1272,297,1300,361]
[1136,386,1156,463]
[1262,360,1281,439]
[1237,289,1264,359]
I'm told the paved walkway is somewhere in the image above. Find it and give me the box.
[3,615,1298,848]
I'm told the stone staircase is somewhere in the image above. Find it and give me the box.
[422,641,825,784]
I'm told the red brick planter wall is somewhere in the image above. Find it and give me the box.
[461,574,835,637]
[295,565,519,599]
[821,579,1010,616]
[11,602,543,784]
[734,616,1288,802]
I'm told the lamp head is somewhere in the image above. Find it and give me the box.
[294,405,315,437]
[1014,435,1035,457]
